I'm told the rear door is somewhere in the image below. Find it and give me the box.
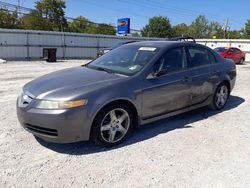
[187,45,214,105]
[141,47,192,119]
[232,48,242,63]
[227,48,238,62]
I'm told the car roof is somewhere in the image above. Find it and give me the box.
[124,40,194,48]
[216,47,241,50]
[216,47,229,49]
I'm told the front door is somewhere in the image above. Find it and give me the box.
[142,47,191,120]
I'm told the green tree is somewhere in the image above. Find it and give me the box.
[244,20,250,39]
[96,23,116,35]
[172,23,189,37]
[22,10,52,30]
[0,9,20,29]
[36,0,67,31]
[22,0,68,31]
[141,16,173,38]
[188,15,210,38]
[228,30,244,39]
[68,16,92,33]
[207,21,224,39]
[68,16,116,35]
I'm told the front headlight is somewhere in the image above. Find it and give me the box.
[35,99,88,109]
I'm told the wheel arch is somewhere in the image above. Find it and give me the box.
[90,99,139,136]
[216,72,232,93]
[220,80,231,93]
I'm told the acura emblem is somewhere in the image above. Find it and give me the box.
[19,94,33,107]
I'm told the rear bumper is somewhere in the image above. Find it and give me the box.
[16,101,92,143]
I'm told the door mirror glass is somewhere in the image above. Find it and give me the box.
[146,69,168,79]
[155,69,168,77]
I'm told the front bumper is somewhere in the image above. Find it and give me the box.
[16,99,92,143]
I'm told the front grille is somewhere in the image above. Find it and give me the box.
[25,124,58,137]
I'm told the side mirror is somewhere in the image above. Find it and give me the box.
[146,72,158,80]
[146,69,167,79]
[156,69,168,77]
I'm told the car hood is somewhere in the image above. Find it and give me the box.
[23,66,125,100]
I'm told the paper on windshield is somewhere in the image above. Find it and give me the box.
[138,47,157,51]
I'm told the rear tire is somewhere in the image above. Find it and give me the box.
[239,58,244,64]
[91,103,134,147]
[208,83,229,110]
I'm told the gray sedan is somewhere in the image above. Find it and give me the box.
[17,41,236,147]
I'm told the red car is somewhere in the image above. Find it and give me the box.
[214,47,245,64]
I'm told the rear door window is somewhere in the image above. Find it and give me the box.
[230,48,236,52]
[187,46,211,67]
[208,50,218,64]
[232,48,241,52]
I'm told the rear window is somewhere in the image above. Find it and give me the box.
[208,50,218,63]
[214,47,228,52]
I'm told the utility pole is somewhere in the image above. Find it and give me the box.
[17,0,20,17]
[223,18,230,39]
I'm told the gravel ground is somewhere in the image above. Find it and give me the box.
[0,60,250,188]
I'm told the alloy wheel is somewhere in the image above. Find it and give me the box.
[215,85,229,108]
[100,108,130,143]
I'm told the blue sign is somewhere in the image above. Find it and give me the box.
[117,18,130,34]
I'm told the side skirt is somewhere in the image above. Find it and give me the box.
[139,97,211,126]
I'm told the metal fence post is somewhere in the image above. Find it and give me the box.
[26,31,30,60]
[96,36,100,58]
[62,32,66,59]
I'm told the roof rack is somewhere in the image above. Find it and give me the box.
[168,37,196,43]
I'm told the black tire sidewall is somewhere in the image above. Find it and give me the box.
[91,103,134,147]
[239,58,244,64]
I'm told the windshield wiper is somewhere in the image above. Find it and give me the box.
[89,65,114,74]
[96,67,114,74]
[81,61,92,67]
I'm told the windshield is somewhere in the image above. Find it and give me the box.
[214,47,228,52]
[111,41,135,50]
[88,46,159,76]
[111,42,124,49]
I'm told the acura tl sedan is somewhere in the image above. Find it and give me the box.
[17,41,236,147]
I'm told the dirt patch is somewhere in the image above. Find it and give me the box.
[2,76,35,81]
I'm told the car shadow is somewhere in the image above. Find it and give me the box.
[36,95,245,155]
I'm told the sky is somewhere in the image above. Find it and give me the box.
[3,0,250,31]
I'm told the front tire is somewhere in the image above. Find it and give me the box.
[208,83,229,110]
[91,103,134,147]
